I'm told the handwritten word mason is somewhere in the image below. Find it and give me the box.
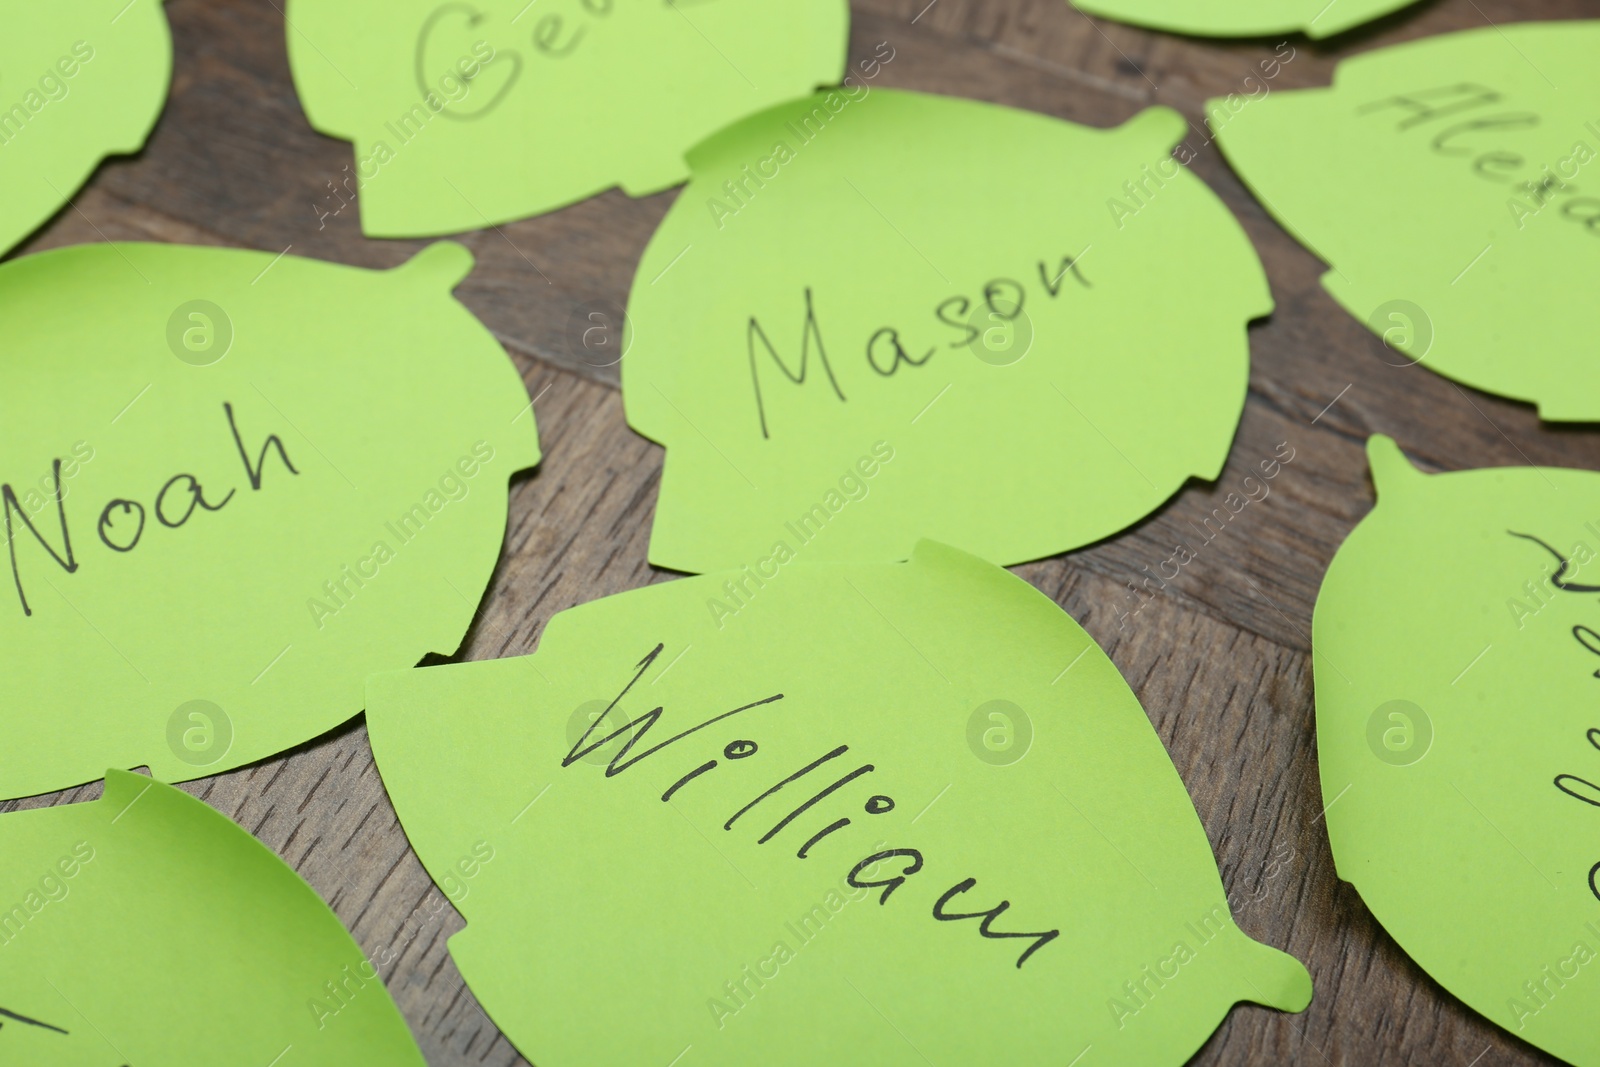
[748,252,1091,439]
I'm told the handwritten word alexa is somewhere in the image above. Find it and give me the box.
[563,644,1061,969]
[747,251,1092,438]
[1357,82,1600,233]
[2,403,297,618]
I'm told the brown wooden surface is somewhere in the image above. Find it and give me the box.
[6,0,1595,1063]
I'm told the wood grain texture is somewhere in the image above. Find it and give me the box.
[3,0,1589,1063]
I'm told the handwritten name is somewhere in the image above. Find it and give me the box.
[747,251,1092,439]
[564,645,1060,969]
[2,403,297,618]
[1358,83,1600,235]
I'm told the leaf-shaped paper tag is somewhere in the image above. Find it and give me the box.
[1316,436,1600,1065]
[0,770,425,1065]
[0,241,539,800]
[623,91,1269,572]
[0,0,171,257]
[284,0,849,235]
[367,540,1312,1067]
[1069,0,1417,39]
[1213,22,1600,420]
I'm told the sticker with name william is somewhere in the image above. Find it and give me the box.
[0,241,539,800]
[0,0,172,257]
[1214,22,1600,420]
[366,540,1311,1067]
[1316,436,1600,1066]
[1068,0,1417,39]
[284,0,849,235]
[623,90,1268,572]
[0,770,424,1065]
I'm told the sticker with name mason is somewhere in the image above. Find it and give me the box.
[365,540,1311,1067]
[1315,436,1600,1067]
[623,90,1269,572]
[1068,0,1416,39]
[1214,22,1600,421]
[0,770,424,1066]
[284,0,849,236]
[0,241,539,800]
[0,0,171,256]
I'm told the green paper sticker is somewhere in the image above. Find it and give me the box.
[1069,0,1416,39]
[0,0,172,257]
[1213,22,1600,420]
[367,540,1311,1067]
[0,241,539,800]
[285,0,850,236]
[623,90,1268,572]
[0,770,425,1065]
[1316,436,1600,1066]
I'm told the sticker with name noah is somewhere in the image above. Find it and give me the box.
[0,240,539,799]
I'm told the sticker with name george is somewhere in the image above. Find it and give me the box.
[284,0,849,235]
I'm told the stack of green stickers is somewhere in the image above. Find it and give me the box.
[367,541,1311,1066]
[0,770,424,1065]
[0,241,538,799]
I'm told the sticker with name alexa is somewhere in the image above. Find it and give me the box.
[366,540,1312,1067]
[0,770,425,1065]
[623,91,1269,572]
[1214,22,1600,421]
[1316,436,1600,1066]
[284,0,850,236]
[0,240,539,799]
[1069,0,1417,39]
[0,0,172,256]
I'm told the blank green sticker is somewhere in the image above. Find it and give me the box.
[1069,0,1417,39]
[1316,437,1600,1066]
[0,770,424,1065]
[0,0,171,256]
[624,91,1268,572]
[0,241,539,799]
[367,540,1311,1067]
[1214,22,1600,420]
[285,0,849,236]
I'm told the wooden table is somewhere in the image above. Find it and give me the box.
[7,0,1588,1063]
